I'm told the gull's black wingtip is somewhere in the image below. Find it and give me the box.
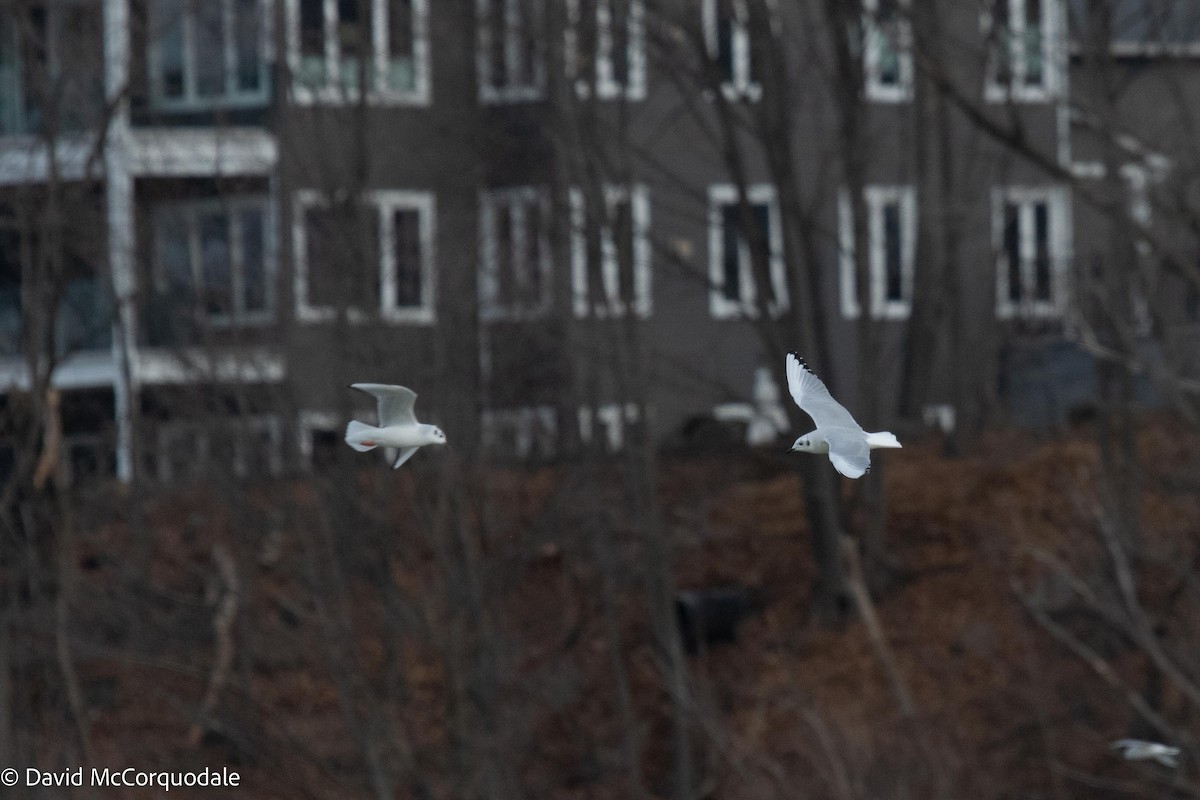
[787,351,815,375]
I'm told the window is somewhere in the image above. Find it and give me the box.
[153,198,274,331]
[863,0,911,102]
[570,185,650,318]
[0,0,103,136]
[478,0,545,102]
[294,189,435,323]
[984,0,1059,102]
[578,403,641,452]
[708,184,787,319]
[565,0,645,100]
[993,187,1068,318]
[288,0,430,104]
[148,0,269,110]
[702,0,760,100]
[298,410,341,470]
[479,187,551,321]
[0,205,110,356]
[481,406,557,460]
[0,217,20,355]
[156,415,282,482]
[839,186,916,319]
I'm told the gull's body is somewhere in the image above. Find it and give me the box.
[345,383,446,468]
[785,352,901,479]
[1111,739,1180,767]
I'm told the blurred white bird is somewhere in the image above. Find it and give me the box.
[345,383,446,468]
[785,352,901,479]
[1111,739,1180,767]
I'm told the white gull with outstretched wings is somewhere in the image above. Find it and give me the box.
[785,353,901,479]
[344,383,446,469]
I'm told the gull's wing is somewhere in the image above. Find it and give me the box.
[393,446,419,469]
[825,430,871,479]
[785,353,863,432]
[351,384,418,427]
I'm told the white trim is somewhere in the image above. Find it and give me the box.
[147,0,271,111]
[0,351,119,391]
[992,186,1070,318]
[477,0,546,103]
[565,0,646,100]
[479,186,552,321]
[707,184,787,319]
[569,184,651,318]
[838,185,917,320]
[862,0,913,102]
[133,347,286,385]
[294,189,437,324]
[127,128,277,177]
[983,0,1062,103]
[286,0,431,106]
[0,137,100,185]
[702,0,761,101]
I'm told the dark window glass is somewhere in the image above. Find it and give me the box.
[300,0,325,58]
[610,0,629,87]
[612,198,635,305]
[194,0,225,97]
[521,200,544,305]
[240,208,266,313]
[392,208,423,308]
[235,0,262,91]
[883,202,903,302]
[1004,202,1021,303]
[199,211,232,316]
[0,220,22,355]
[494,203,514,307]
[721,204,740,302]
[1033,202,1051,301]
[715,0,734,84]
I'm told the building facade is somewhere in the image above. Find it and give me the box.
[0,0,1192,484]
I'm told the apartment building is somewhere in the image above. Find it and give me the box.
[0,0,1187,485]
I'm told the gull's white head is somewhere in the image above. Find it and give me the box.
[790,434,819,453]
[429,426,448,445]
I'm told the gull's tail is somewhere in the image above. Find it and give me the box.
[345,420,379,452]
[866,431,902,449]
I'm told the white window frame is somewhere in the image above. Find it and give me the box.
[702,0,761,101]
[153,196,277,328]
[862,0,912,102]
[156,414,283,482]
[578,403,640,452]
[708,184,787,319]
[147,0,272,111]
[293,189,437,325]
[838,185,916,320]
[569,184,651,318]
[479,186,552,321]
[297,410,338,468]
[477,0,546,103]
[285,0,431,105]
[992,186,1070,319]
[983,0,1061,103]
[481,405,557,459]
[565,0,646,100]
